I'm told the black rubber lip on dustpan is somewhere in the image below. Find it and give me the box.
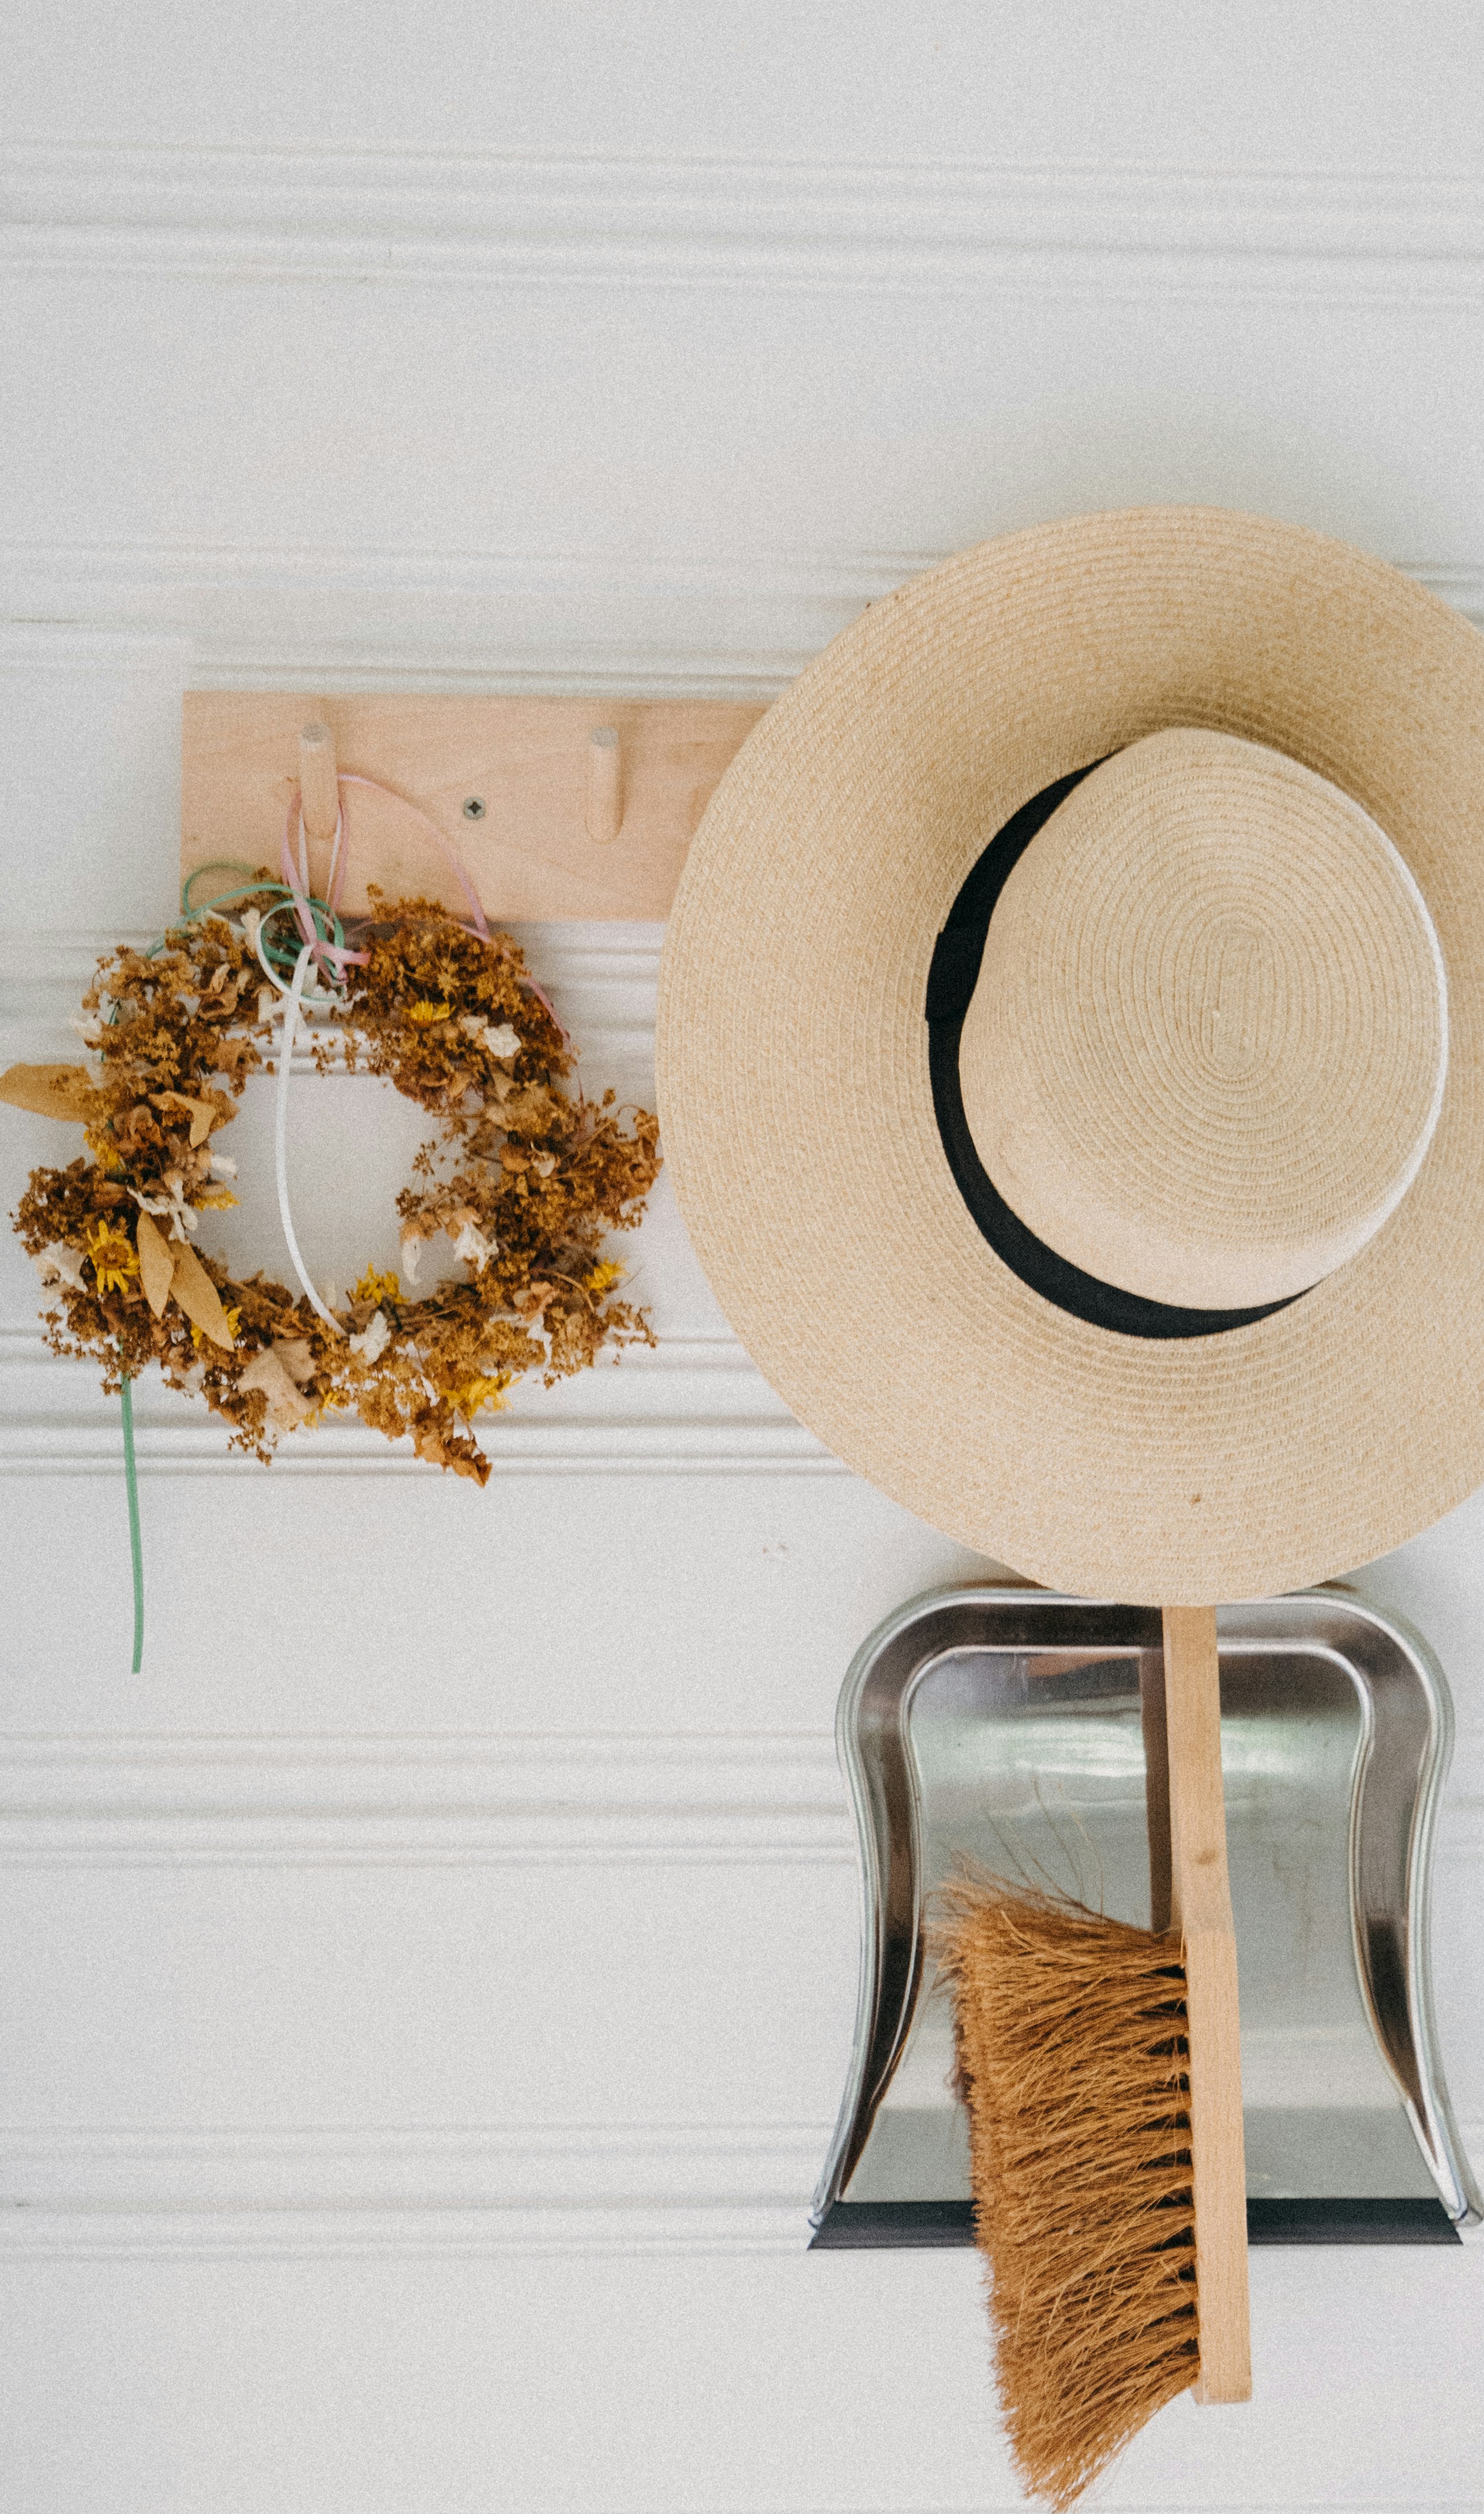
[809,2197,1460,2248]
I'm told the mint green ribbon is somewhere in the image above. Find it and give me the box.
[120,1374,144,1674]
[106,869,346,1676]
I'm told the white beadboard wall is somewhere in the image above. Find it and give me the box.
[3,8,1484,2509]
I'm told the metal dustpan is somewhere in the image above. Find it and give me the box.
[812,1585,1481,2249]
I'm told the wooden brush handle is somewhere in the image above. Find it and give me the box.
[1161,1606,1252,2406]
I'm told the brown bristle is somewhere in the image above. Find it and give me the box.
[933,1878,1200,2509]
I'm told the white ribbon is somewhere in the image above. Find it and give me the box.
[273,942,345,1337]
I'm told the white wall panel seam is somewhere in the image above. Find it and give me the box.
[0,2120,1472,2226]
[5,146,1484,299]
[0,2121,836,2193]
[0,1730,1476,1822]
[0,1730,845,1798]
[1,2211,1481,2269]
[0,1840,855,1866]
[0,2206,819,2260]
[3,548,1482,620]
[1,559,1479,698]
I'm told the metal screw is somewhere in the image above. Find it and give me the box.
[463,796,486,821]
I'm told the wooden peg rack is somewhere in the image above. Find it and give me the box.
[181,694,768,923]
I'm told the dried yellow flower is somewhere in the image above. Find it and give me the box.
[353,1265,402,1306]
[85,1221,138,1294]
[451,1373,510,1419]
[83,1127,125,1173]
[191,1305,242,1349]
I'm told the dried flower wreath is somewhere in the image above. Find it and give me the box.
[3,874,661,1489]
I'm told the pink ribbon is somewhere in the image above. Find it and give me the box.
[280,773,567,1036]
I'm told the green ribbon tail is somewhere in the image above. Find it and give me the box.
[120,1374,144,1674]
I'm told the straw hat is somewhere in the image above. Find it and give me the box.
[656,507,1484,1603]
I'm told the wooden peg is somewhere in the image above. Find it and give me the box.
[587,726,622,845]
[299,721,340,845]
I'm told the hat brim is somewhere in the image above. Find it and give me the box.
[656,508,1484,1603]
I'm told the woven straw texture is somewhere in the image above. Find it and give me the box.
[656,507,1484,1602]
[959,728,1447,1308]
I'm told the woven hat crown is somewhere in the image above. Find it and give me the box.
[957,729,1448,1309]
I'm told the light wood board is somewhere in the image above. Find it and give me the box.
[181,694,768,922]
[1162,1604,1253,2408]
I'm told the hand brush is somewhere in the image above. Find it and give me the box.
[935,1605,1249,2509]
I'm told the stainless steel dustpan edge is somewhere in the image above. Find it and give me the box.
[1324,1588,1479,2227]
[812,1583,1162,2224]
[812,1583,1482,2241]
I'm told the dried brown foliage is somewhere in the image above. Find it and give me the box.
[932,1877,1199,2509]
[11,893,660,1479]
